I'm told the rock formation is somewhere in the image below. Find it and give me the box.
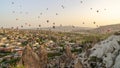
[79,34,120,68]
[19,45,41,68]
[37,45,47,68]
[59,45,83,68]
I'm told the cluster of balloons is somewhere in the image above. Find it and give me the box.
[7,0,109,32]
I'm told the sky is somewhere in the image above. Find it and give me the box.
[0,0,120,28]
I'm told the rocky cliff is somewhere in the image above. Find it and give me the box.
[79,32,120,68]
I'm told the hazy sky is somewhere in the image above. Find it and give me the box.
[0,0,120,28]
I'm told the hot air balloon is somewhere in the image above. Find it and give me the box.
[107,29,111,32]
[12,11,15,13]
[25,12,28,14]
[56,13,58,15]
[96,25,99,27]
[80,1,83,3]
[47,20,49,23]
[16,27,19,30]
[90,8,92,10]
[21,25,23,28]
[93,22,96,24]
[61,5,65,9]
[19,5,22,8]
[12,2,14,4]
[37,28,39,30]
[20,11,22,14]
[60,24,62,27]
[16,18,18,20]
[1,27,3,29]
[53,26,55,29]
[38,16,40,19]
[46,8,48,10]
[40,13,42,15]
[83,22,85,24]
[39,25,41,27]
[25,23,27,25]
[53,22,55,25]
[96,10,99,13]
[72,26,75,28]
[28,24,31,27]
[104,8,106,11]
[11,27,14,29]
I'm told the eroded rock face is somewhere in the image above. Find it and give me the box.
[79,35,120,68]
[19,45,41,68]
[74,59,83,68]
[19,45,48,68]
[37,45,47,68]
[59,45,83,68]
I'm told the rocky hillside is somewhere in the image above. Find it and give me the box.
[40,24,120,34]
[19,45,47,68]
[79,32,120,68]
[91,24,120,34]
[41,26,93,32]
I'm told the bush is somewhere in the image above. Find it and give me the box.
[48,53,62,58]
[114,32,120,35]
[71,48,82,53]
[12,65,24,68]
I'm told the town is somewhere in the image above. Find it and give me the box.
[0,28,112,68]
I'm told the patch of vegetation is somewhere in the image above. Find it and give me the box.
[114,32,120,35]
[48,52,62,58]
[0,58,20,66]
[118,41,120,45]
[12,65,25,68]
[0,53,11,58]
[21,41,28,46]
[71,48,82,53]
[89,56,103,62]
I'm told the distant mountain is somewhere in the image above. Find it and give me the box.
[41,24,120,33]
[41,26,94,32]
[91,24,120,34]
